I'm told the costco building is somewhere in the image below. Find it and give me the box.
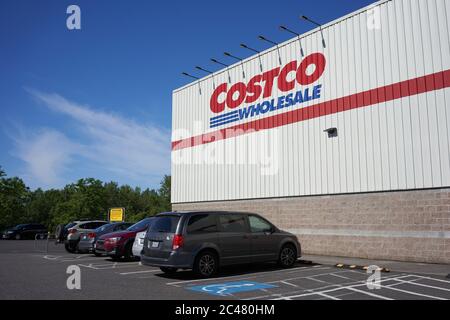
[171,0,450,264]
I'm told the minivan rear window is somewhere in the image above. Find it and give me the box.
[148,216,180,233]
[187,214,218,234]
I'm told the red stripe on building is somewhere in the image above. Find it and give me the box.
[172,69,450,151]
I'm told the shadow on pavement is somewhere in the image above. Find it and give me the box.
[155,260,321,281]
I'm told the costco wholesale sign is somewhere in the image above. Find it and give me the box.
[171,0,450,204]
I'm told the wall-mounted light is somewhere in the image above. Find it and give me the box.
[181,72,201,94]
[211,58,231,83]
[195,66,215,89]
[258,35,282,65]
[301,15,326,48]
[240,43,263,72]
[224,52,246,78]
[324,127,338,138]
[279,25,305,57]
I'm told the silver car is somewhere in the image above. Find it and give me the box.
[132,230,146,258]
[65,220,108,253]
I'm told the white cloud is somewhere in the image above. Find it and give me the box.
[15,89,171,188]
[11,128,80,188]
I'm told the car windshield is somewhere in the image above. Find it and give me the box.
[95,223,114,233]
[148,216,180,233]
[127,218,153,231]
[12,224,26,230]
[64,222,77,230]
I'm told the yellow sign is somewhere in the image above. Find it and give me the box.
[109,208,125,222]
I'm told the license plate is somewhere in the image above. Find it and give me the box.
[151,241,159,248]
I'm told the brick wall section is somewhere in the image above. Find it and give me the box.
[173,188,450,264]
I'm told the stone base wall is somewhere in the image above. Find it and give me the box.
[173,188,450,264]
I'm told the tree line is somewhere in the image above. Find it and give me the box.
[0,166,171,232]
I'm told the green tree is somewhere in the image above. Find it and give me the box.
[0,167,30,230]
[0,165,171,231]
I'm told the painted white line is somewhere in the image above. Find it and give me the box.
[306,276,328,284]
[166,266,329,286]
[245,273,408,300]
[345,287,393,300]
[270,275,417,300]
[43,255,61,260]
[317,292,341,300]
[383,283,447,300]
[119,269,159,275]
[411,275,450,284]
[281,281,299,288]
[266,269,368,284]
[329,273,356,280]
[393,279,450,292]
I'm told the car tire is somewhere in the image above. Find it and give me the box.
[15,234,21,240]
[94,252,102,257]
[123,242,134,261]
[65,242,76,253]
[193,250,219,278]
[160,267,178,274]
[278,244,297,268]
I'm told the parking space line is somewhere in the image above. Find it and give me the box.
[317,292,341,300]
[280,281,298,287]
[166,266,328,286]
[410,275,450,284]
[329,273,357,280]
[392,279,450,292]
[268,275,416,300]
[345,287,393,300]
[382,283,447,300]
[266,269,368,284]
[306,276,329,284]
[119,269,159,275]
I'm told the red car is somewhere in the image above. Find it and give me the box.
[95,217,154,260]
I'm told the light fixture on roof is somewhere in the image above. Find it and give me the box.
[258,35,282,65]
[181,72,202,95]
[240,43,263,72]
[224,52,246,79]
[210,58,232,83]
[279,25,305,57]
[300,15,326,48]
[195,66,216,89]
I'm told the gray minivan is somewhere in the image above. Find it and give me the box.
[141,211,301,277]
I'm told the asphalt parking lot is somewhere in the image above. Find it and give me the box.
[0,240,449,300]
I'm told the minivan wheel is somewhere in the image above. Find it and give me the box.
[160,267,178,274]
[194,251,218,278]
[15,234,21,240]
[278,244,297,268]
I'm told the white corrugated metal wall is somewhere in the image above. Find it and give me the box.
[171,0,450,203]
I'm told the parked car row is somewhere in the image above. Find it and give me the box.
[1,224,48,240]
[3,211,302,278]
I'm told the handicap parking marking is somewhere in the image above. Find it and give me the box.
[187,281,277,296]
[166,265,330,287]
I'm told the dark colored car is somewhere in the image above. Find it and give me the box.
[2,224,48,240]
[77,222,133,255]
[141,211,301,278]
[96,217,154,260]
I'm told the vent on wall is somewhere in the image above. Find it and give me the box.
[324,127,338,138]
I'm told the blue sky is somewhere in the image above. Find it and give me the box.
[0,0,375,190]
